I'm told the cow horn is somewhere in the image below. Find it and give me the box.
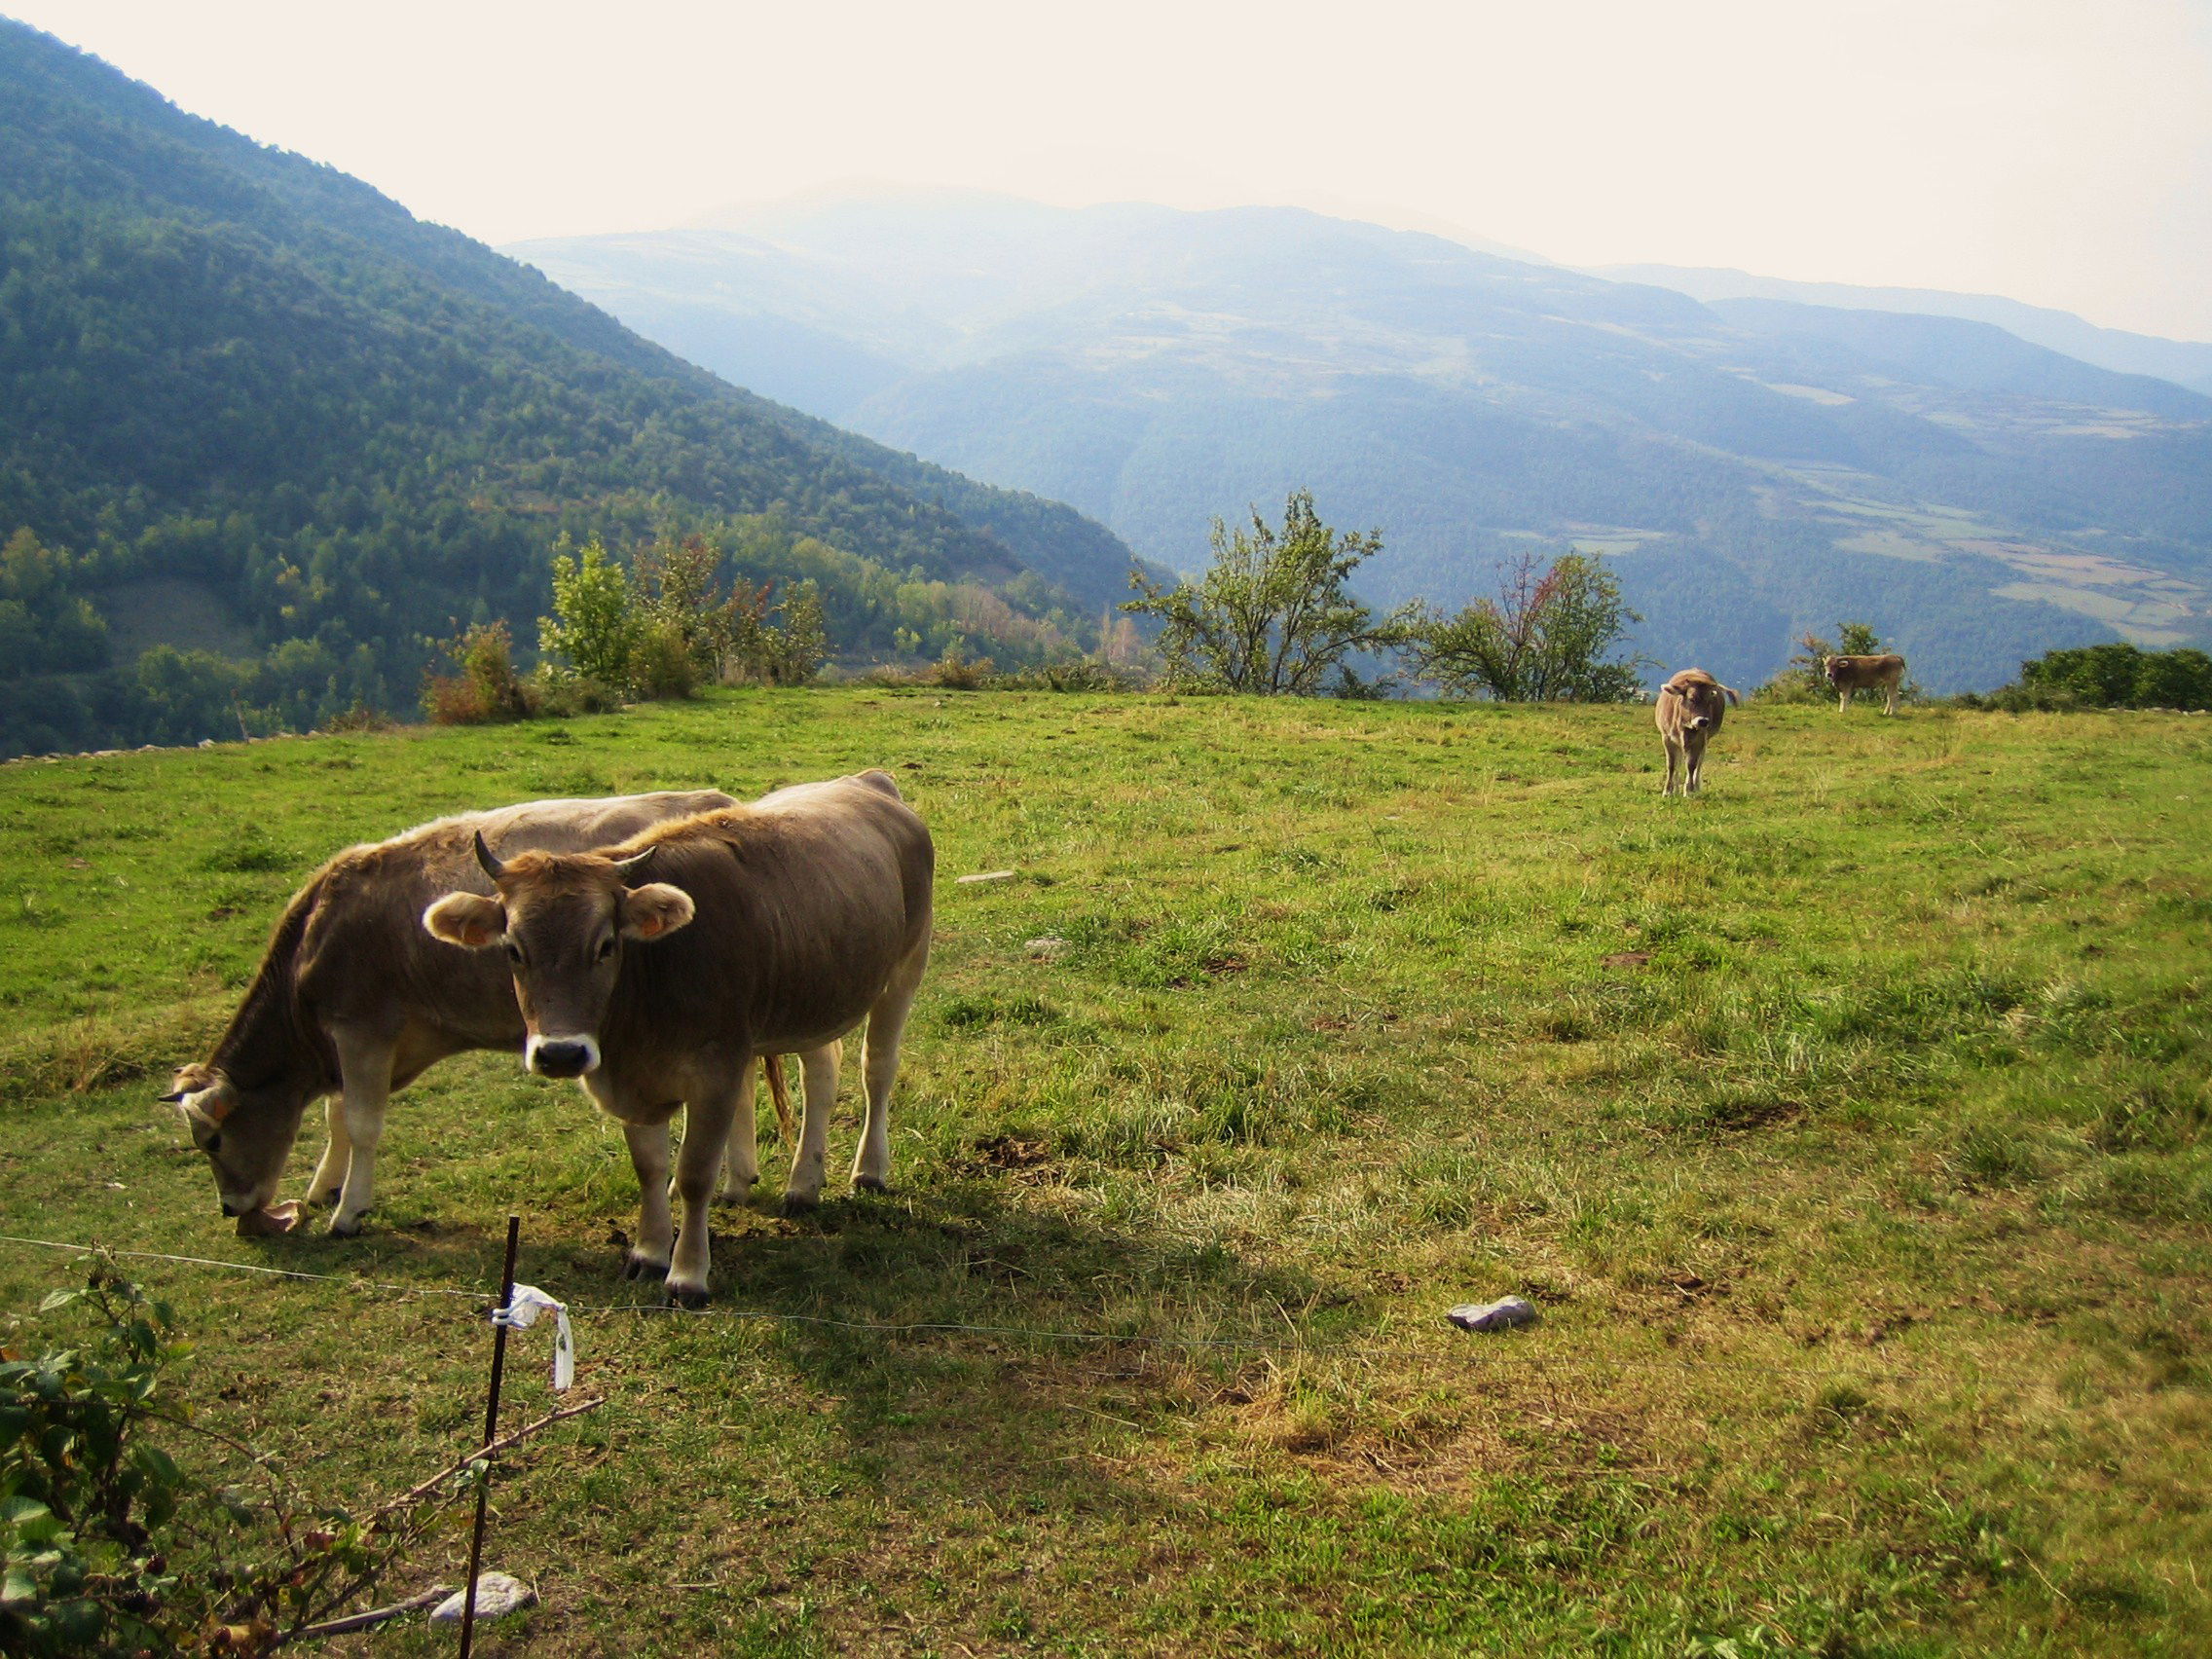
[610,847,656,884]
[474,830,505,880]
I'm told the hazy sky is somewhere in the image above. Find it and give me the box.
[15,0,2212,340]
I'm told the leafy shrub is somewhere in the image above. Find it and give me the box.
[629,614,699,700]
[421,621,535,724]
[1406,551,1642,702]
[538,537,641,691]
[1963,644,2212,712]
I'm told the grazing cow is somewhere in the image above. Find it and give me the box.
[422,771,934,1306]
[1825,653,1906,714]
[1655,668,1742,796]
[164,791,739,1236]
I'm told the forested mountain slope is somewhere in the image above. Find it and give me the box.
[516,190,2212,690]
[0,23,1138,755]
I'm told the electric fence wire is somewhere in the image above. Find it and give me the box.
[0,1230,1936,1383]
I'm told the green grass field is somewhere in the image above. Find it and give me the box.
[3,689,2208,1656]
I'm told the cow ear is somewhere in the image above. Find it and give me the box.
[423,892,506,950]
[620,882,695,942]
[166,1080,235,1124]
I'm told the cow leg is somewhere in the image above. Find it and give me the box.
[854,940,930,1193]
[668,1087,736,1308]
[716,1060,758,1204]
[1837,688,1851,712]
[621,1117,677,1280]
[328,1030,395,1236]
[1686,735,1705,794]
[307,1095,350,1208]
[1661,737,1681,795]
[1884,682,1899,716]
[784,1044,840,1213]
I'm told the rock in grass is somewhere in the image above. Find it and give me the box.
[429,1573,536,1623]
[1447,1296,1539,1333]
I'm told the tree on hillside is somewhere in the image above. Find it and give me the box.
[1404,552,1643,702]
[1123,491,1414,694]
[539,537,641,691]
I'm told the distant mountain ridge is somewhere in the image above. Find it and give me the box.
[511,190,2212,690]
[0,24,1142,754]
[1592,264,2212,400]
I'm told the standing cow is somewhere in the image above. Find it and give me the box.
[1655,668,1742,796]
[422,770,934,1306]
[1825,653,1906,714]
[165,792,737,1236]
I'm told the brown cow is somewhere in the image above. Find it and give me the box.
[1655,668,1742,796]
[164,791,739,1236]
[423,771,934,1306]
[1825,653,1906,714]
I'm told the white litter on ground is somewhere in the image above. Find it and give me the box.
[1447,1296,1540,1333]
[430,1572,537,1623]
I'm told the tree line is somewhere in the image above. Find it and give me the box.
[1124,491,1646,701]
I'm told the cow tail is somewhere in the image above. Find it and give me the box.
[762,1053,795,1142]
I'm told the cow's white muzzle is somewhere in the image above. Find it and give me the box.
[526,1033,601,1079]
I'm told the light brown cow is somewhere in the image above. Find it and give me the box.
[1825,653,1906,714]
[164,792,739,1236]
[1655,668,1742,796]
[423,771,934,1306]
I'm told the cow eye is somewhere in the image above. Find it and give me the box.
[595,938,615,963]
[504,942,523,966]
[205,1132,223,1156]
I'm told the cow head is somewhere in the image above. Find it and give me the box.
[1668,673,1740,732]
[161,1061,303,1218]
[421,832,694,1079]
[1823,655,1845,686]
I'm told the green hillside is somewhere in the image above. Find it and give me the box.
[2,691,2207,1652]
[0,22,1140,756]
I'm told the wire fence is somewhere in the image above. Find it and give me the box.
[0,1230,1939,1383]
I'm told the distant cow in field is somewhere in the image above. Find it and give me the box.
[1655,668,1741,796]
[164,791,740,1236]
[1825,653,1906,714]
[422,771,934,1306]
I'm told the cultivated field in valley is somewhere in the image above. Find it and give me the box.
[1,689,2207,1656]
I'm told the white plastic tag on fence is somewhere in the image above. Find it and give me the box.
[491,1283,574,1392]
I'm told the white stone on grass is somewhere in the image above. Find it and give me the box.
[1447,1296,1539,1333]
[429,1572,537,1623]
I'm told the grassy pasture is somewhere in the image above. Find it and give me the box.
[1,689,2208,1656]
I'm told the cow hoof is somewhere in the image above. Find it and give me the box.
[716,1183,756,1208]
[781,1192,820,1217]
[665,1281,710,1310]
[327,1215,365,1238]
[853,1174,891,1195]
[621,1251,670,1281]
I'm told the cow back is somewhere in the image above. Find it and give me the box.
[600,775,934,1057]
